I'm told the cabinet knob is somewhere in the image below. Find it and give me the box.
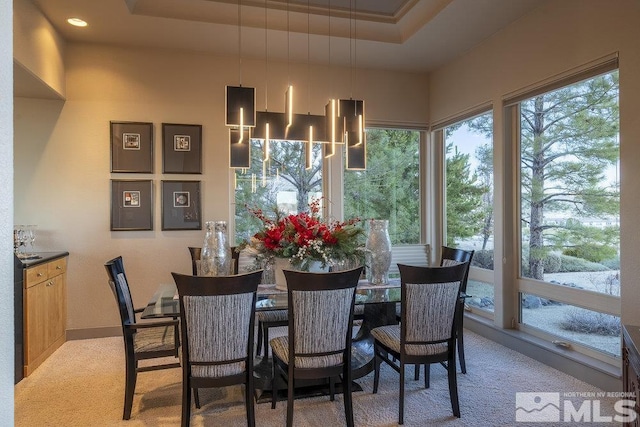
[37,272,44,277]
[56,266,62,270]
[46,281,54,287]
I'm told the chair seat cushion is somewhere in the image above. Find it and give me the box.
[257,309,288,323]
[134,324,177,353]
[371,325,448,357]
[270,336,343,369]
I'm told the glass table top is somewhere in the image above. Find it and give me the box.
[141,279,401,319]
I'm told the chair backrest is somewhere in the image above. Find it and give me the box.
[397,263,469,347]
[188,246,240,275]
[283,267,363,369]
[172,270,262,379]
[440,246,474,293]
[104,256,136,326]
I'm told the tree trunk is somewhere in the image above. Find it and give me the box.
[528,96,545,280]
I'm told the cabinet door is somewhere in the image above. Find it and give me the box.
[25,281,49,365]
[47,274,66,345]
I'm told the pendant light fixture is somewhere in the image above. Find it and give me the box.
[342,0,366,170]
[324,0,338,158]
[285,0,294,131]
[227,0,255,168]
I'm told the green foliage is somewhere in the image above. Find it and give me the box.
[445,142,487,246]
[555,254,608,273]
[344,129,420,244]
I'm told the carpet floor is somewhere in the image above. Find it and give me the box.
[15,330,622,426]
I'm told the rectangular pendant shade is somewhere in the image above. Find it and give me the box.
[229,128,252,168]
[225,86,256,127]
[346,130,366,170]
[253,111,286,139]
[285,113,326,142]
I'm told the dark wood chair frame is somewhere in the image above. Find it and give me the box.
[373,263,469,424]
[104,256,181,420]
[440,246,474,374]
[172,270,263,427]
[271,267,363,427]
[188,246,240,276]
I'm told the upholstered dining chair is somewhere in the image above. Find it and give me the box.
[372,262,469,424]
[172,270,263,427]
[440,246,474,374]
[104,256,180,420]
[255,266,365,358]
[270,267,363,427]
[188,246,240,276]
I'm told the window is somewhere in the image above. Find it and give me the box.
[517,70,620,358]
[443,112,495,312]
[234,139,323,242]
[344,128,421,244]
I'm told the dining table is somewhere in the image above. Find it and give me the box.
[141,278,402,402]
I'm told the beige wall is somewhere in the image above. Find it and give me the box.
[2,0,14,419]
[13,43,428,333]
[428,0,640,325]
[13,0,65,97]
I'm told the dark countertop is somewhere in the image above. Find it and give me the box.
[17,251,69,269]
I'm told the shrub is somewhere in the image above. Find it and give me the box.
[543,253,562,273]
[471,249,494,270]
[557,254,608,273]
[560,309,620,336]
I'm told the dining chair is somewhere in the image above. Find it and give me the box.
[270,267,363,427]
[188,246,240,276]
[440,246,474,374]
[372,262,469,424]
[255,265,365,358]
[172,270,263,427]
[104,256,181,420]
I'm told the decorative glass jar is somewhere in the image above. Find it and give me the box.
[200,221,231,276]
[365,219,392,285]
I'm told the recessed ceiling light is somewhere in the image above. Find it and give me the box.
[67,18,88,27]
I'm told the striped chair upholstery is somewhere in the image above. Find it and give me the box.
[373,281,460,357]
[182,293,254,378]
[271,287,354,369]
[270,267,363,427]
[104,256,180,421]
[371,262,469,424]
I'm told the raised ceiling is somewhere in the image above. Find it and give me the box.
[32,0,542,73]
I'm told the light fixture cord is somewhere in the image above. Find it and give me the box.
[307,0,311,114]
[354,0,357,97]
[264,0,268,109]
[238,0,243,85]
[349,0,353,99]
[287,0,290,85]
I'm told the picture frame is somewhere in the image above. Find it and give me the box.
[161,180,202,230]
[110,121,154,173]
[110,180,153,231]
[162,123,203,174]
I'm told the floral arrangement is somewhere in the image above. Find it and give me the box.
[238,198,365,270]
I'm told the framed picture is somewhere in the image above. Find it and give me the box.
[110,121,154,173]
[161,180,202,230]
[162,123,203,174]
[110,180,153,231]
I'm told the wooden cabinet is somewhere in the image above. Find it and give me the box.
[622,324,640,427]
[23,255,67,376]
